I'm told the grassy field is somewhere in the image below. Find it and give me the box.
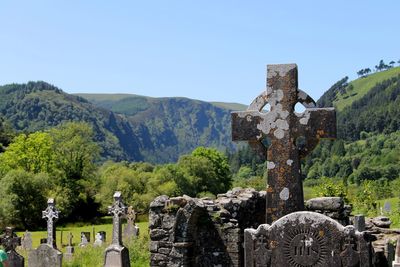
[16,221,149,267]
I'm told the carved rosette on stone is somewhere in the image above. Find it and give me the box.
[104,191,130,267]
[244,211,373,267]
[232,64,336,224]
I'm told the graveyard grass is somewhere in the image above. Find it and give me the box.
[16,221,149,267]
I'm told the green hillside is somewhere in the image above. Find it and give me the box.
[317,67,400,140]
[210,102,247,111]
[0,82,235,163]
[334,67,400,111]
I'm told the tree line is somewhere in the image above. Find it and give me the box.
[0,120,231,229]
[357,59,399,78]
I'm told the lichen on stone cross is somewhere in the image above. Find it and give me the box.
[108,191,128,245]
[231,64,336,224]
[0,227,21,252]
[42,198,59,248]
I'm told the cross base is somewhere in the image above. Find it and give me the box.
[104,244,130,267]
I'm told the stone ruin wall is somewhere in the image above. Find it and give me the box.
[149,188,351,267]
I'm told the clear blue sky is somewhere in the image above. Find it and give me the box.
[1,1,399,105]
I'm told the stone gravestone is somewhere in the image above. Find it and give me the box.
[28,198,62,267]
[21,230,33,251]
[79,233,89,247]
[99,231,107,242]
[232,64,336,223]
[104,191,130,267]
[64,232,74,261]
[124,206,139,239]
[244,211,373,267]
[0,227,24,267]
[384,201,391,213]
[81,231,90,242]
[94,232,104,247]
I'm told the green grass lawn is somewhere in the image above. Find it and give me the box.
[16,221,149,267]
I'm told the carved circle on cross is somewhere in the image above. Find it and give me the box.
[246,89,320,157]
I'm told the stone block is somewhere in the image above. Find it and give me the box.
[305,197,344,211]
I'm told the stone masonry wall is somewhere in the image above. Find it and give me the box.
[149,188,265,267]
[149,189,352,267]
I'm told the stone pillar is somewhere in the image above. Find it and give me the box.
[104,191,130,267]
[354,214,366,231]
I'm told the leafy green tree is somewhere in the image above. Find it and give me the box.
[316,177,347,201]
[48,122,101,220]
[49,122,100,183]
[0,132,55,175]
[96,161,154,213]
[177,147,232,197]
[0,170,51,229]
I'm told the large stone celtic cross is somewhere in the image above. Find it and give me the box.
[231,64,336,224]
[42,198,59,248]
[108,191,127,245]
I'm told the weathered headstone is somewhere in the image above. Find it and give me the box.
[79,233,89,247]
[393,237,400,267]
[99,231,106,242]
[244,211,373,267]
[232,64,336,223]
[64,232,74,261]
[124,206,139,239]
[21,230,33,251]
[81,231,90,242]
[0,227,24,267]
[384,201,391,213]
[104,191,130,267]
[28,198,62,267]
[94,232,104,247]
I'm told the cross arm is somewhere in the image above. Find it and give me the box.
[301,108,336,139]
[231,111,264,141]
[295,107,336,158]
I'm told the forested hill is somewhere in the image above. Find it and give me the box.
[75,93,240,163]
[0,82,236,163]
[317,67,400,140]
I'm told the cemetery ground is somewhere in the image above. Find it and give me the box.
[16,220,149,266]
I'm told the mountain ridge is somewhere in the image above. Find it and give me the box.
[0,82,236,163]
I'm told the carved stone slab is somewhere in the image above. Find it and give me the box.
[28,244,62,267]
[244,211,373,267]
[21,231,33,250]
